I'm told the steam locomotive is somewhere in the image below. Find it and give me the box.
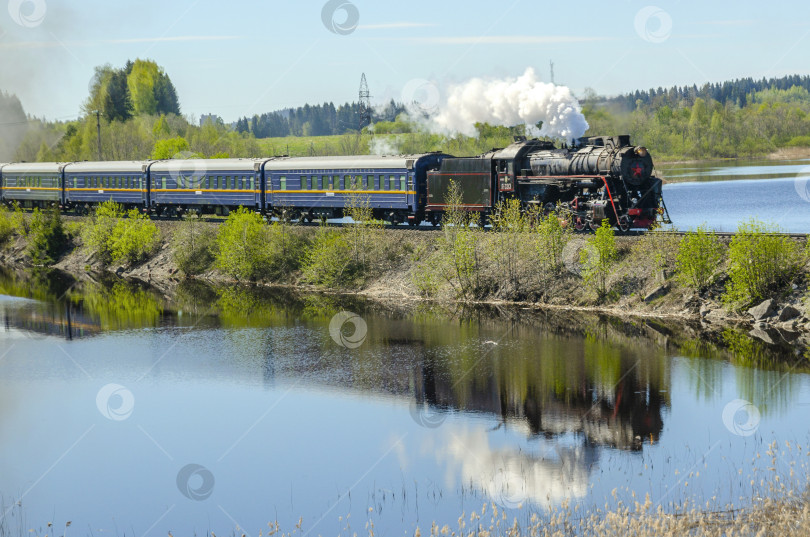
[425,135,669,231]
[0,134,668,231]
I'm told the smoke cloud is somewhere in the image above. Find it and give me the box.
[426,67,589,140]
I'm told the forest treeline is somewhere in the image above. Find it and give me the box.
[235,100,404,138]
[3,67,810,163]
[583,75,810,160]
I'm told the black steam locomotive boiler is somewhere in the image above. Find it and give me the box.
[425,135,669,231]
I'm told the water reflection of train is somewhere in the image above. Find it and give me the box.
[412,353,664,451]
[1,299,102,339]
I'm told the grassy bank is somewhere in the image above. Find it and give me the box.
[1,201,810,337]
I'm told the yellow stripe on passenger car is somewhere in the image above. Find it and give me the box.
[4,187,60,190]
[154,189,258,193]
[68,188,143,192]
[273,190,416,194]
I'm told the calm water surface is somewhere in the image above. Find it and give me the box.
[659,158,810,232]
[1,271,809,535]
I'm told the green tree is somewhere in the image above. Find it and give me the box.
[82,200,125,264]
[301,227,355,288]
[215,207,273,280]
[724,219,804,308]
[534,209,571,281]
[153,71,180,115]
[0,205,16,246]
[489,198,531,299]
[580,219,618,300]
[28,207,67,266]
[440,180,483,299]
[151,137,191,159]
[103,68,134,122]
[127,59,159,116]
[676,224,723,292]
[110,210,160,266]
[173,215,215,276]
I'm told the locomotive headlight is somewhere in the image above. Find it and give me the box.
[635,147,648,157]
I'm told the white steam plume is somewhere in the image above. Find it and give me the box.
[427,67,588,140]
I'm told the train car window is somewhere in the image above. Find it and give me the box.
[250,177,255,190]
[353,175,362,189]
[73,178,78,189]
[389,175,396,190]
[300,175,307,190]
[162,177,167,190]
[280,176,287,190]
[400,175,407,191]
[378,175,384,190]
[366,175,373,188]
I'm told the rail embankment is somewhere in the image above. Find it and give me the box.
[1,201,809,349]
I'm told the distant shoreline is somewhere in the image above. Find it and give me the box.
[657,146,810,167]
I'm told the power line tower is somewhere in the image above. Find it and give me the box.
[358,73,372,131]
[549,60,555,84]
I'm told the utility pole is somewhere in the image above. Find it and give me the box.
[550,60,555,85]
[358,73,371,131]
[94,110,102,160]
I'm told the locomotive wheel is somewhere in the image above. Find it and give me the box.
[618,215,631,234]
[574,217,586,232]
[588,220,599,232]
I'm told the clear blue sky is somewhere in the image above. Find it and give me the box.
[1,0,808,123]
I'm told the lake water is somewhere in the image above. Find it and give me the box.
[659,158,810,232]
[1,271,809,535]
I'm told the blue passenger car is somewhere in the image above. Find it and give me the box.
[0,162,67,208]
[0,164,7,201]
[64,161,151,214]
[149,158,269,216]
[264,153,447,224]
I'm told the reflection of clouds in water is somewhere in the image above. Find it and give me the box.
[438,428,597,507]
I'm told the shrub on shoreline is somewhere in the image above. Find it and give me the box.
[214,207,274,280]
[581,219,618,300]
[82,201,159,266]
[676,224,724,292]
[173,215,215,276]
[724,219,804,308]
[28,207,67,266]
